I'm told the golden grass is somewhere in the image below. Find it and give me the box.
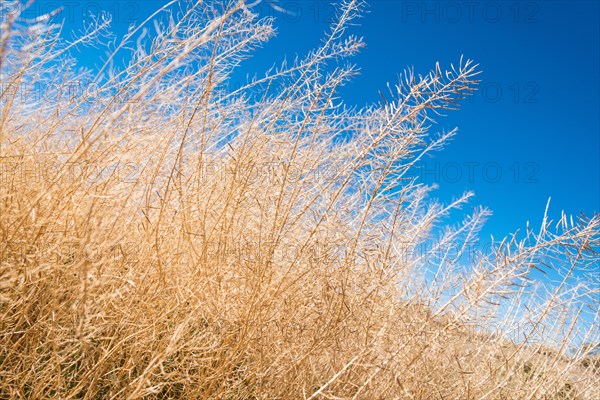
[0,1,598,398]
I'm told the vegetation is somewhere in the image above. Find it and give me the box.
[1,0,598,398]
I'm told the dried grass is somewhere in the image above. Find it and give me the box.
[0,1,598,398]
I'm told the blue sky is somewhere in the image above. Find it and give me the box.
[12,0,599,244]
[232,0,600,243]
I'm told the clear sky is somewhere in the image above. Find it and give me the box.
[13,0,599,244]
[230,0,600,243]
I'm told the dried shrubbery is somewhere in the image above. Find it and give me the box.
[0,1,598,398]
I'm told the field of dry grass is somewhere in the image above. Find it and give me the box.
[1,1,598,398]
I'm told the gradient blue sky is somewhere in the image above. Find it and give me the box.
[15,0,599,243]
[232,0,600,242]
